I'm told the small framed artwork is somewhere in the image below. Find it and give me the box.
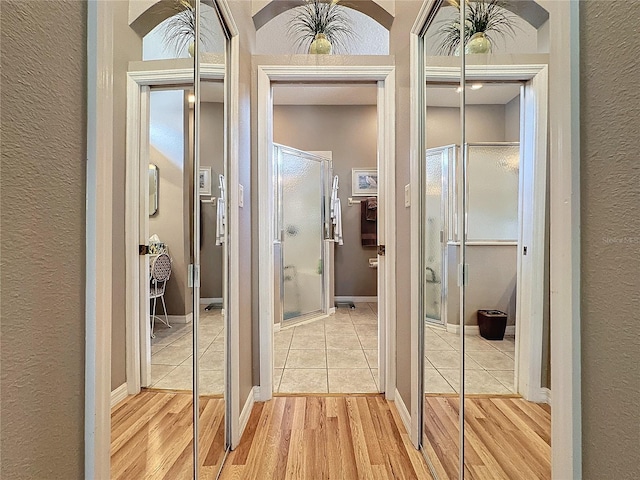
[352,168,378,196]
[199,167,212,196]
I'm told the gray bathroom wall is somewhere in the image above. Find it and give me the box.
[200,101,225,299]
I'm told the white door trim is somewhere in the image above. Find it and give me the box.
[410,2,582,479]
[124,65,225,396]
[86,1,114,476]
[256,65,396,401]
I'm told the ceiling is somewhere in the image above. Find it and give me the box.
[200,81,521,107]
[273,84,378,106]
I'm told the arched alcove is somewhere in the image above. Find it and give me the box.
[255,4,390,55]
[425,1,550,55]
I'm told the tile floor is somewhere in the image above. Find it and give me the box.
[274,302,379,394]
[149,305,225,394]
[424,324,516,395]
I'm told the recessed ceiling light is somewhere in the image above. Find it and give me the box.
[188,93,196,103]
[470,83,483,90]
[455,86,463,93]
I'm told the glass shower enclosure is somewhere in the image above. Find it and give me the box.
[274,144,331,326]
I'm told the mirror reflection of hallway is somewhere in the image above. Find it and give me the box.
[271,84,380,395]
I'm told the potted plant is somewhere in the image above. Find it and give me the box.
[287,0,354,54]
[162,0,213,57]
[438,0,516,55]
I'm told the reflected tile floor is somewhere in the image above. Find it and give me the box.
[275,302,379,394]
[424,324,516,395]
[150,304,225,394]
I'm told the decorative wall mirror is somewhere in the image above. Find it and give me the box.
[149,164,159,216]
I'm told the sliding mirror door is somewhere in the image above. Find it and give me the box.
[420,1,463,477]
[195,1,229,477]
[462,1,551,478]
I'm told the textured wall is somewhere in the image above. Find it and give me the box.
[273,105,379,297]
[580,2,640,477]
[0,1,85,478]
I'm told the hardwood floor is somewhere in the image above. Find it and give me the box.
[423,396,551,480]
[110,390,225,480]
[112,392,549,480]
[219,395,432,480]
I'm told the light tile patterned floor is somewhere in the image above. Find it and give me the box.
[274,302,379,394]
[424,324,516,395]
[150,305,224,394]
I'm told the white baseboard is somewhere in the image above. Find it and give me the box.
[239,386,256,437]
[273,322,281,333]
[446,324,516,336]
[166,312,193,324]
[541,387,551,404]
[111,383,128,408]
[200,297,223,305]
[328,307,336,314]
[253,385,271,402]
[394,388,411,435]
[335,296,378,303]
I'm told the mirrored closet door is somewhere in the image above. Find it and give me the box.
[419,0,552,478]
[110,1,230,478]
[195,1,229,477]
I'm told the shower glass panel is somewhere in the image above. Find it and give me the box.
[276,145,326,324]
[424,146,452,326]
[467,144,520,242]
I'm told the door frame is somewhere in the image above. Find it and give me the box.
[256,65,396,401]
[124,65,225,394]
[410,1,582,478]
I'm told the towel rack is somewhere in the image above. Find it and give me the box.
[201,197,217,206]
[348,197,362,206]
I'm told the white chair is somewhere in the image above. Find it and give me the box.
[150,253,172,337]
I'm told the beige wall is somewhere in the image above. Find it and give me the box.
[425,104,507,148]
[228,0,257,422]
[390,0,423,409]
[0,1,85,477]
[200,101,225,299]
[111,0,143,389]
[273,104,378,297]
[580,2,640,477]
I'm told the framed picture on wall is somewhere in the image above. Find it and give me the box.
[352,168,378,196]
[199,167,212,196]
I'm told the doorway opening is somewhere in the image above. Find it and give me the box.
[271,84,380,394]
[257,66,396,401]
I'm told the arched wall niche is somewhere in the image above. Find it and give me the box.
[255,4,390,55]
[252,0,395,30]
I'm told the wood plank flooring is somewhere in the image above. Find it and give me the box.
[110,390,225,480]
[219,395,432,480]
[423,396,551,480]
[112,392,550,480]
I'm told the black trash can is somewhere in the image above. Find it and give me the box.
[477,310,508,340]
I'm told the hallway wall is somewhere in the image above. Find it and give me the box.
[580,1,640,477]
[273,104,378,297]
[1,2,86,478]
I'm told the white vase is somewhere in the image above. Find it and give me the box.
[465,32,491,54]
[309,33,332,54]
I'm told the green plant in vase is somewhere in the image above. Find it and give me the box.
[438,0,516,55]
[162,0,213,57]
[287,0,355,54]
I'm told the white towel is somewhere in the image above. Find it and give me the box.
[215,196,225,245]
[333,197,343,245]
[216,174,226,246]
